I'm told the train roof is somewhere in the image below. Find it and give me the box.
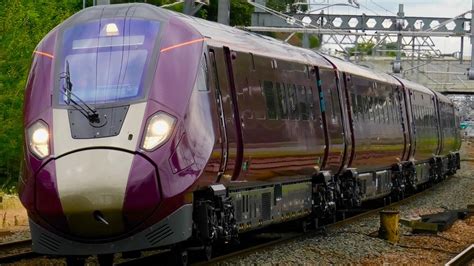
[318,54,400,85]
[395,77,452,105]
[433,91,453,105]
[171,9,333,68]
[393,76,436,96]
[80,3,449,103]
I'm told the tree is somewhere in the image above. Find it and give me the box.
[348,41,375,57]
[266,0,307,13]
[202,0,252,26]
[385,42,406,57]
[0,0,81,188]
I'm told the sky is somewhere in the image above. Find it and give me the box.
[307,0,472,55]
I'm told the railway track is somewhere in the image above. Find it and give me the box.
[199,188,430,265]
[118,181,442,265]
[446,244,474,266]
[0,239,37,264]
[0,177,462,265]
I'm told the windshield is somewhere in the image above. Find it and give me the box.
[58,19,160,105]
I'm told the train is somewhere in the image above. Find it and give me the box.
[20,3,461,265]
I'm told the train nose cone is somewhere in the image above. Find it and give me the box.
[55,149,136,238]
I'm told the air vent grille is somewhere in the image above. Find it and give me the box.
[262,192,271,221]
[38,233,60,252]
[235,199,242,222]
[145,223,173,246]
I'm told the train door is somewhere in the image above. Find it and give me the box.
[208,46,243,182]
[396,85,412,161]
[433,95,442,155]
[340,73,355,168]
[316,67,345,174]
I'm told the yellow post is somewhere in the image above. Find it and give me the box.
[378,209,400,243]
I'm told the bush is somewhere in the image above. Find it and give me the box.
[0,0,81,187]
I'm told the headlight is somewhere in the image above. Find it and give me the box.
[141,112,176,151]
[27,120,50,159]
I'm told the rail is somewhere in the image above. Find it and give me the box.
[445,244,474,266]
[0,239,37,264]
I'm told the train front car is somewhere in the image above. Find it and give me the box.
[21,4,210,257]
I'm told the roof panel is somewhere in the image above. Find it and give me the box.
[319,54,400,85]
[395,77,435,96]
[177,14,332,68]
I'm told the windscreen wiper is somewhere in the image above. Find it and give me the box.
[60,61,100,124]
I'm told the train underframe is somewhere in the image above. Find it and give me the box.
[33,152,460,265]
[190,152,461,260]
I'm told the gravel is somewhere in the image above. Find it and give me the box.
[219,145,474,265]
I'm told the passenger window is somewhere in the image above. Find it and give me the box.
[297,85,309,120]
[368,97,373,121]
[380,105,384,123]
[356,94,363,120]
[263,81,277,120]
[361,96,367,120]
[394,94,400,123]
[198,53,209,91]
[307,87,315,120]
[386,98,391,123]
[381,99,386,123]
[275,83,288,119]
[287,84,298,120]
[250,53,256,71]
[253,82,266,120]
[350,93,357,119]
[375,98,380,123]
[330,89,339,122]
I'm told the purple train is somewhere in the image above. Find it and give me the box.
[21,3,461,264]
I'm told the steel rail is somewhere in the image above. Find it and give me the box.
[445,244,474,266]
[0,239,38,264]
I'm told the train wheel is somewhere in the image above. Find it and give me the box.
[97,254,114,266]
[65,256,85,266]
[203,244,213,261]
[301,220,308,233]
[171,247,189,266]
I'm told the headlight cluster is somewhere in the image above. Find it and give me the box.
[26,113,174,158]
[141,112,176,151]
[27,120,50,159]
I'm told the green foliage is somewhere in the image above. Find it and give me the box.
[266,0,290,12]
[348,41,375,56]
[293,33,320,49]
[385,42,406,57]
[0,0,81,187]
[229,0,252,26]
[111,0,251,25]
[203,0,252,26]
[267,0,305,13]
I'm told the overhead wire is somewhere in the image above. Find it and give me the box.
[370,0,396,16]
[246,0,358,55]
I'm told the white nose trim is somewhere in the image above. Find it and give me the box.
[55,149,133,237]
